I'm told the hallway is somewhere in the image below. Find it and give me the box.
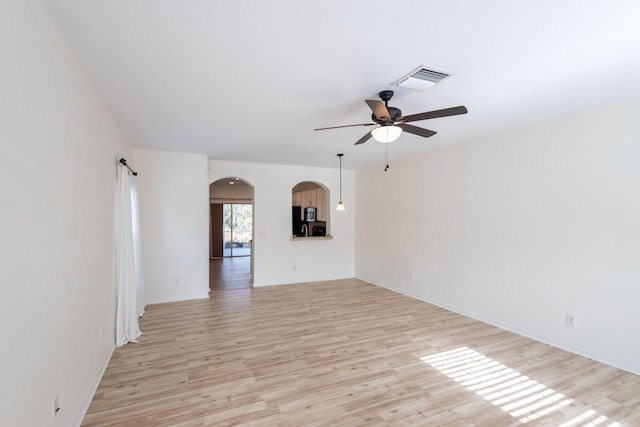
[209,257,251,290]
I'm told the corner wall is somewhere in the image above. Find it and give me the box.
[355,98,640,374]
[209,160,355,286]
[0,1,131,425]
[134,149,210,304]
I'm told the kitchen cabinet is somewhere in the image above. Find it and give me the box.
[293,190,315,207]
[292,187,328,219]
[292,191,301,206]
[304,189,317,208]
[293,189,326,211]
[316,190,325,220]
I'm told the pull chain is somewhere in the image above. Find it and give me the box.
[384,143,390,172]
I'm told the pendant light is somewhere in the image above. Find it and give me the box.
[336,153,345,211]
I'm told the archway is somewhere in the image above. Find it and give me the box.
[291,181,330,237]
[209,177,254,290]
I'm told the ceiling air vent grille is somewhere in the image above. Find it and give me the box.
[392,66,451,91]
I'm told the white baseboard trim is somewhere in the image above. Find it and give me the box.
[71,343,115,427]
[360,276,640,377]
[147,291,211,305]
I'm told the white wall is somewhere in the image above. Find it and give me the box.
[134,150,210,304]
[210,180,253,202]
[209,160,355,286]
[0,1,132,425]
[356,98,640,375]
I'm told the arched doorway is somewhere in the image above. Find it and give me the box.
[209,177,254,290]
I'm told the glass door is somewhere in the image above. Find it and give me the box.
[223,203,252,257]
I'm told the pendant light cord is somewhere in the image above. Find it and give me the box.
[337,153,345,210]
[339,154,342,201]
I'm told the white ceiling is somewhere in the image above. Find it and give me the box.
[43,0,640,170]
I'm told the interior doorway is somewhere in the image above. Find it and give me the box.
[209,178,254,290]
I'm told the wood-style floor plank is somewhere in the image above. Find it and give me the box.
[82,279,640,426]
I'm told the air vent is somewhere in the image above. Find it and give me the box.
[392,66,451,91]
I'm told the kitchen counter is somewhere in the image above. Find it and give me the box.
[290,235,333,241]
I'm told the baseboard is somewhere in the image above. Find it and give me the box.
[360,276,640,377]
[147,291,211,305]
[253,276,355,288]
[71,343,115,427]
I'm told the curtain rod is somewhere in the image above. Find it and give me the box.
[119,158,138,176]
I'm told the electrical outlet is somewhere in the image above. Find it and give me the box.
[408,274,412,283]
[172,278,179,286]
[52,396,60,419]
[99,328,103,343]
[565,314,576,328]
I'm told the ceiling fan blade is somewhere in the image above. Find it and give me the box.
[365,99,391,121]
[314,123,375,131]
[398,106,468,123]
[398,123,437,139]
[354,131,373,145]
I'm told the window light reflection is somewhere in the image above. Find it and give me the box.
[420,347,620,426]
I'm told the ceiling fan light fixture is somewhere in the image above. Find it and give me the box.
[371,125,402,143]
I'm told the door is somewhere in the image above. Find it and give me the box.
[223,203,252,257]
[210,204,224,258]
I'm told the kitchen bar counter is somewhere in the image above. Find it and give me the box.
[290,235,333,241]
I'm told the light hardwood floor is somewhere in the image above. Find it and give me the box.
[83,279,640,426]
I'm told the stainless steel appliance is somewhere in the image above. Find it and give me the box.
[312,225,326,236]
[304,207,316,222]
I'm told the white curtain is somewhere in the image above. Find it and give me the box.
[130,177,146,317]
[115,164,145,346]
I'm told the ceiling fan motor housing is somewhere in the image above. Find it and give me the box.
[371,107,401,124]
[379,90,394,102]
[371,90,401,124]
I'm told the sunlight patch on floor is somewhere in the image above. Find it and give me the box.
[421,347,620,426]
[559,409,620,427]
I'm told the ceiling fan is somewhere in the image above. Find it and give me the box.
[314,90,468,145]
